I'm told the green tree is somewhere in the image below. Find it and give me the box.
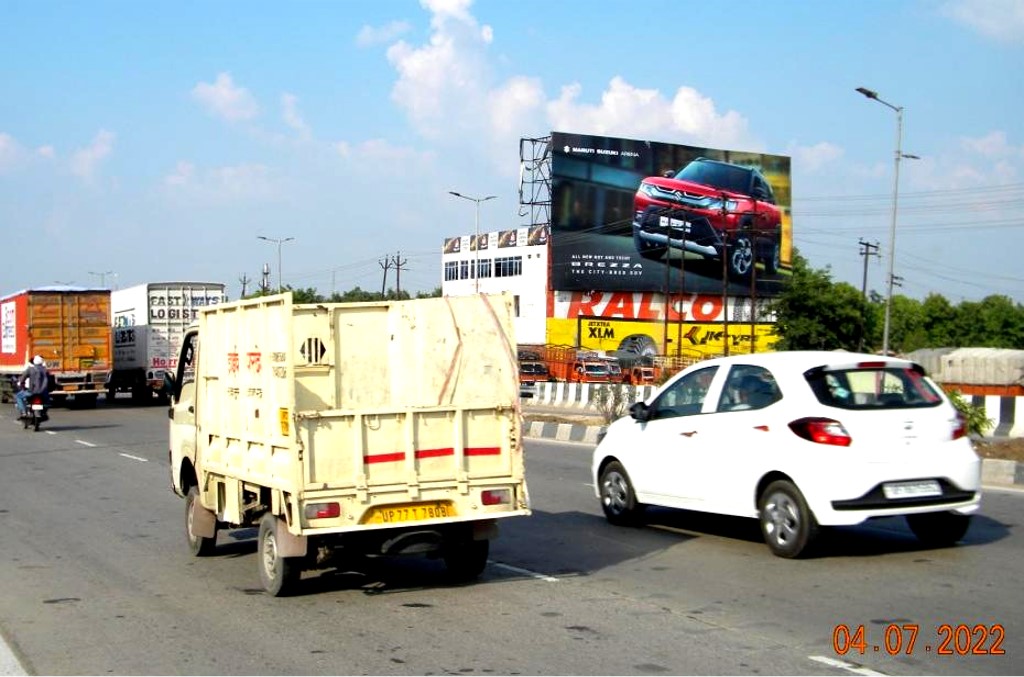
[921,293,957,347]
[770,251,867,351]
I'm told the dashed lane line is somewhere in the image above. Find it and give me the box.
[809,655,886,676]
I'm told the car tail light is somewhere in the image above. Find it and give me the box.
[304,502,341,519]
[481,489,511,506]
[952,410,967,441]
[788,417,852,447]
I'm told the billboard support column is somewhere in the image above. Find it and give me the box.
[720,200,730,358]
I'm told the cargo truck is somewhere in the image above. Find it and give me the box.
[108,282,226,403]
[0,287,112,406]
[167,292,531,596]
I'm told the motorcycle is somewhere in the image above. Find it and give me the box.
[19,394,49,432]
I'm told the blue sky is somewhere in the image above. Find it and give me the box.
[2,0,1022,303]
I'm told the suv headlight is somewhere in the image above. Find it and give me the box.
[708,198,740,212]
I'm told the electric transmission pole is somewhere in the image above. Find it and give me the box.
[239,273,251,298]
[391,251,408,298]
[379,255,393,298]
[858,239,880,300]
[858,239,880,352]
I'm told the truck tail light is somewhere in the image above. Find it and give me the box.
[481,489,511,506]
[788,417,852,447]
[304,502,341,519]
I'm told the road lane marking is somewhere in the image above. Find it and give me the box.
[809,655,885,676]
[119,453,148,463]
[0,634,27,676]
[74,440,96,447]
[45,430,56,435]
[491,561,559,582]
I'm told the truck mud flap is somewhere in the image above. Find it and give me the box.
[189,497,217,539]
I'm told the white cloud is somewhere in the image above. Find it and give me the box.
[385,3,757,154]
[488,76,545,135]
[192,72,259,122]
[790,141,844,172]
[70,130,115,180]
[163,161,276,201]
[547,77,754,149]
[356,20,412,47]
[164,161,195,186]
[36,145,55,159]
[334,137,434,168]
[941,0,1024,43]
[960,130,1019,158]
[386,0,491,138]
[281,93,312,140]
[0,133,21,173]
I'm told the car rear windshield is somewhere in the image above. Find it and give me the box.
[804,365,944,410]
[675,161,752,194]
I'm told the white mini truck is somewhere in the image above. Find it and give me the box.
[168,292,530,595]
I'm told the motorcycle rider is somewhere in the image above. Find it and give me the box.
[15,355,50,418]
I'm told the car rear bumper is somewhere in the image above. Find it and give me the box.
[804,456,982,526]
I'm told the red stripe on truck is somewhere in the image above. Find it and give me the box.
[363,446,501,464]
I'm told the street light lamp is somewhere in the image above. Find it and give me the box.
[856,86,920,355]
[449,191,497,293]
[257,235,295,293]
[89,270,115,288]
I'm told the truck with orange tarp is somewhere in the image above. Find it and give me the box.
[0,287,112,406]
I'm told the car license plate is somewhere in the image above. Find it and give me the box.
[360,501,455,525]
[882,480,941,499]
[31,404,44,411]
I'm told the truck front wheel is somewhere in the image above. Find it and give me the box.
[258,513,301,596]
[443,539,489,582]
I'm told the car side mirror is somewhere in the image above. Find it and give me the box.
[629,401,651,422]
[163,371,176,401]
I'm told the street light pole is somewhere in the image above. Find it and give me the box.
[856,87,919,355]
[257,236,295,293]
[89,270,115,288]
[449,191,497,294]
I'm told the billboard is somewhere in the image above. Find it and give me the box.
[550,131,792,297]
[549,290,779,359]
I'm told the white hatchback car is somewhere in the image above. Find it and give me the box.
[592,351,982,558]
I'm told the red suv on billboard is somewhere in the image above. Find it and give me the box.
[632,157,782,280]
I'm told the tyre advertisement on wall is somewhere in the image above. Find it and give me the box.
[551,131,792,297]
[547,290,779,361]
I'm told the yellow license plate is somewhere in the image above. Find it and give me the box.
[360,501,455,525]
[62,384,78,391]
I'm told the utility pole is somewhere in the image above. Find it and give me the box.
[858,239,880,300]
[239,273,251,298]
[391,251,408,298]
[379,255,393,298]
[857,239,880,352]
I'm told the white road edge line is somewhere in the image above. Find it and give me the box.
[119,453,148,463]
[490,561,559,583]
[45,430,56,435]
[74,440,96,447]
[808,655,885,676]
[0,634,27,676]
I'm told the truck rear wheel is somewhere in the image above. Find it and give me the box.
[258,513,302,596]
[443,539,489,582]
[186,487,218,557]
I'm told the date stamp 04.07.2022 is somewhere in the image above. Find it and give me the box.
[832,623,1005,657]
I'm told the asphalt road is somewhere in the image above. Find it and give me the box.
[0,402,1022,675]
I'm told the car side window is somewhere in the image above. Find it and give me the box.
[650,366,718,420]
[717,365,781,412]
